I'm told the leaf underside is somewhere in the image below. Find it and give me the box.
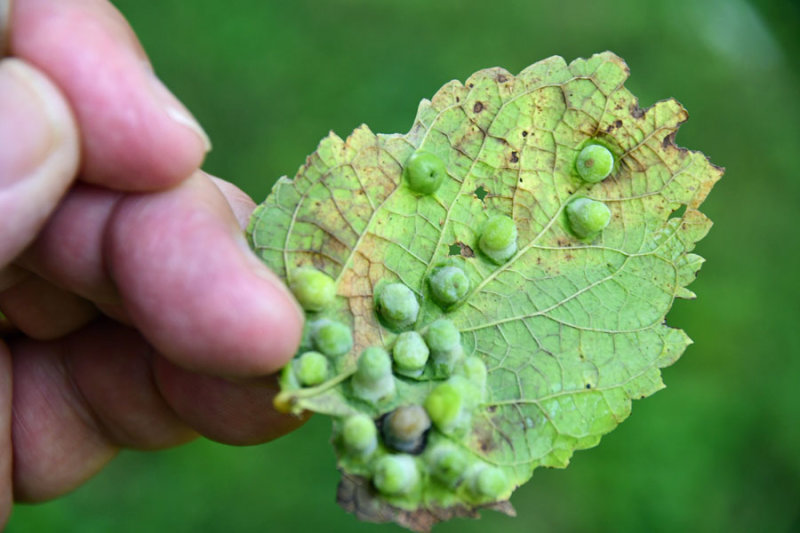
[248,52,722,530]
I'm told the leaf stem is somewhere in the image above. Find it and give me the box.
[274,366,357,413]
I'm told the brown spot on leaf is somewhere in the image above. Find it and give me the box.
[454,241,475,258]
[510,151,519,163]
[473,101,484,113]
[662,131,677,149]
[496,73,508,83]
[631,105,645,119]
[337,474,515,532]
[521,131,528,137]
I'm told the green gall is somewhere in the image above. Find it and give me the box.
[392,331,429,378]
[576,144,614,183]
[294,351,329,386]
[428,265,470,307]
[427,443,468,488]
[279,359,300,390]
[424,318,461,353]
[352,346,396,404]
[424,318,463,377]
[341,414,378,457]
[357,346,392,380]
[381,405,431,453]
[376,282,419,329]
[424,382,464,432]
[459,356,488,393]
[403,151,447,195]
[290,267,336,311]
[373,455,419,496]
[479,215,518,264]
[311,319,353,357]
[565,197,612,239]
[468,464,509,499]
[297,321,314,354]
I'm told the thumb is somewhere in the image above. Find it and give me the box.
[0,58,79,266]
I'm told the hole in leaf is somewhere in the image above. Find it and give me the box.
[448,242,475,258]
[669,204,688,219]
[474,186,489,201]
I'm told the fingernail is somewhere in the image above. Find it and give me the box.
[149,73,212,152]
[0,59,66,187]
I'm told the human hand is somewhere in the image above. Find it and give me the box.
[0,0,305,525]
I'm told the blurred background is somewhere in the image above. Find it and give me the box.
[7,0,800,531]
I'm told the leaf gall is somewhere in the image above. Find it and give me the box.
[294,351,330,386]
[310,319,353,357]
[565,197,612,239]
[373,455,419,496]
[576,144,614,183]
[290,267,336,311]
[352,346,396,404]
[429,265,470,308]
[479,215,518,264]
[341,414,378,457]
[376,283,419,329]
[392,331,430,378]
[404,151,447,195]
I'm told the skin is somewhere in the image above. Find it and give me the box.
[0,0,305,525]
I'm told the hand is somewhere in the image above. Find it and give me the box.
[0,0,305,525]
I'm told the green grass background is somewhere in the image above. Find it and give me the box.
[7,0,800,531]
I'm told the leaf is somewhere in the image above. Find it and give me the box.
[247,52,722,530]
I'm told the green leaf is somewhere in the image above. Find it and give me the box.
[248,51,722,531]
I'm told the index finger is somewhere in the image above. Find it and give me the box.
[9,0,210,191]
